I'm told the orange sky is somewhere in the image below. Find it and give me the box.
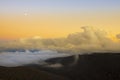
[0,0,120,40]
[0,12,120,40]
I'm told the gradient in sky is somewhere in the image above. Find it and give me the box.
[0,0,120,40]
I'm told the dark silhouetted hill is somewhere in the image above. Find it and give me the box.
[43,53,120,80]
[1,53,120,80]
[0,66,69,80]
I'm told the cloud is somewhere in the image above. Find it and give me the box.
[65,26,120,52]
[116,34,120,39]
[0,50,72,67]
[0,26,120,67]
[0,26,120,53]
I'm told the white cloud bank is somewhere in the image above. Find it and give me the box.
[0,50,72,67]
[0,26,120,67]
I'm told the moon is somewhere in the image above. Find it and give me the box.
[24,12,28,16]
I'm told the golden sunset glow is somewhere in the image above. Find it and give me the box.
[0,0,120,40]
[0,12,120,40]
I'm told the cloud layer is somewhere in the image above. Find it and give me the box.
[0,26,120,67]
[0,50,72,67]
[0,26,120,53]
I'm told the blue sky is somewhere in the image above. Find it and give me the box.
[0,0,120,14]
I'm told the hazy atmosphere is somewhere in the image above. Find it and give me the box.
[0,0,120,39]
[0,0,120,52]
[0,1,120,80]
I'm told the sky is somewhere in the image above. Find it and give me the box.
[0,0,120,40]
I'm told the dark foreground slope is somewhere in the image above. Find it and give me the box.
[43,53,120,80]
[69,53,120,80]
[0,66,69,80]
[1,53,120,80]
